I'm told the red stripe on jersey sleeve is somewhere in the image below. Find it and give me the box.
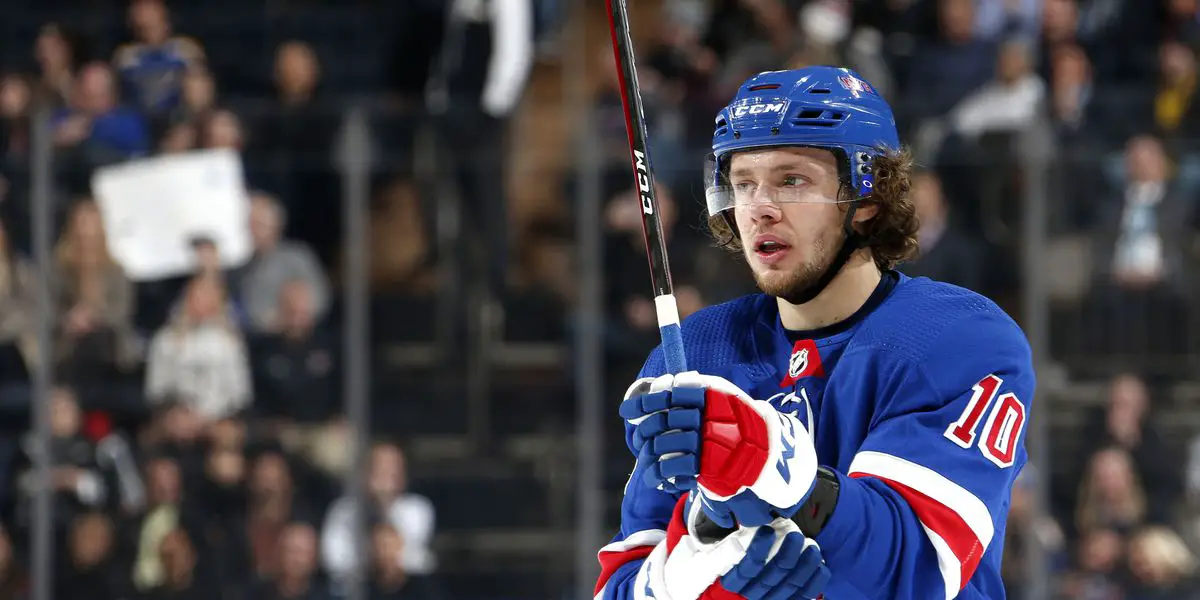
[850,472,984,591]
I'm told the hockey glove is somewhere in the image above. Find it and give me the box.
[635,492,831,600]
[620,372,818,528]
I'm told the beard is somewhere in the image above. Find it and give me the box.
[748,226,844,305]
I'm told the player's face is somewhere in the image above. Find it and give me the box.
[728,147,845,304]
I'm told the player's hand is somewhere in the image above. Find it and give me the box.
[636,495,830,600]
[620,372,818,527]
[620,373,705,493]
[711,523,831,600]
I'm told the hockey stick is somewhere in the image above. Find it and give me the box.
[606,0,688,374]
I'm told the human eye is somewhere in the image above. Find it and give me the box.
[781,174,806,187]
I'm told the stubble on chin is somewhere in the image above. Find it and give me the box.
[746,231,837,304]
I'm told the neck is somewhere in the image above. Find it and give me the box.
[776,252,881,331]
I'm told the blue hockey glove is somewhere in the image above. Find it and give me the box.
[620,372,818,527]
[634,493,830,600]
[621,373,706,493]
[714,523,831,600]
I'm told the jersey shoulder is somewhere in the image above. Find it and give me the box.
[859,276,1028,358]
[852,276,1032,389]
[640,293,774,378]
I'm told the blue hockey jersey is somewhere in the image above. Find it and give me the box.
[596,273,1034,600]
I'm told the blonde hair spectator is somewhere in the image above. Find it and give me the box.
[1076,447,1148,535]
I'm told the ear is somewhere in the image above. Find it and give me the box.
[852,200,879,224]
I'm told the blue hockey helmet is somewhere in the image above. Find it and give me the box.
[706,66,900,217]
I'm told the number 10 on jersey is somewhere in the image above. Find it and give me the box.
[944,374,1027,469]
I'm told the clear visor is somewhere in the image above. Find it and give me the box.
[704,152,854,216]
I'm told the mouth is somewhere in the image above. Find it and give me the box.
[753,235,791,258]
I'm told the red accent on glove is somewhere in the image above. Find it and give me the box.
[699,582,745,600]
[665,495,689,555]
[699,386,771,497]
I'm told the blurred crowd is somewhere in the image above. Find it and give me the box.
[0,0,475,599]
[0,0,1198,598]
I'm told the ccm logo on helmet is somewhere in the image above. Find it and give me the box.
[732,102,786,118]
[633,149,653,215]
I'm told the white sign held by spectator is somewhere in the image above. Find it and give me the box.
[91,149,253,281]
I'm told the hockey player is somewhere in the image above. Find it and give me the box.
[594,66,1034,600]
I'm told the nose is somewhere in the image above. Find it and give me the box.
[742,188,783,224]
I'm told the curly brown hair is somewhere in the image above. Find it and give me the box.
[706,146,920,271]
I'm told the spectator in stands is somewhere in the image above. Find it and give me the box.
[1154,39,1200,153]
[200,420,246,517]
[368,523,441,600]
[113,0,205,117]
[237,192,330,335]
[1086,134,1194,361]
[1074,373,1178,523]
[251,41,340,259]
[1038,0,1079,70]
[198,109,244,151]
[1165,0,1200,46]
[52,198,138,381]
[158,120,196,153]
[322,442,436,582]
[131,455,188,593]
[701,0,796,95]
[1124,526,1196,598]
[790,0,852,68]
[0,218,35,381]
[902,169,985,292]
[32,23,83,111]
[145,275,252,422]
[1046,43,1114,230]
[189,235,222,282]
[903,0,996,125]
[52,62,149,162]
[140,400,206,483]
[950,39,1045,141]
[249,279,340,447]
[255,41,334,157]
[142,527,217,600]
[604,182,703,362]
[60,511,127,600]
[250,523,329,600]
[11,387,113,535]
[0,74,32,160]
[174,67,216,127]
[1002,467,1065,598]
[1059,528,1124,600]
[1076,447,1148,537]
[228,450,318,585]
[428,0,534,304]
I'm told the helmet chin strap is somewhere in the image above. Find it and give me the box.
[779,202,864,306]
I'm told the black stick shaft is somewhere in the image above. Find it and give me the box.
[606,0,675,299]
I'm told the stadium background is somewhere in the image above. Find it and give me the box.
[0,0,1192,598]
